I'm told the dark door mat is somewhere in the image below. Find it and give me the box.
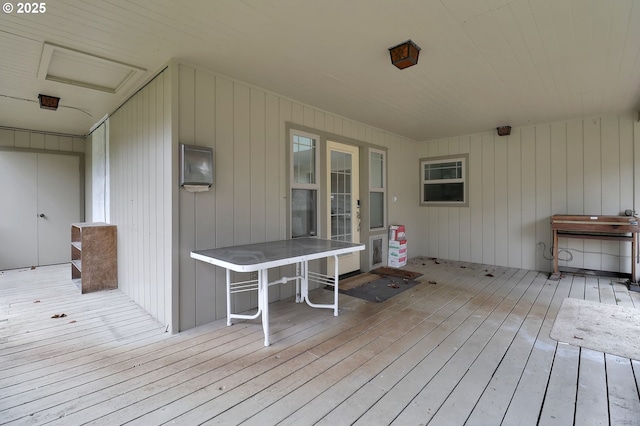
[341,276,420,303]
[371,266,422,280]
[339,273,380,291]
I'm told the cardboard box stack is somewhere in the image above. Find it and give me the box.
[388,225,407,268]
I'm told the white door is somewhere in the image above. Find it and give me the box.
[0,152,38,269]
[37,154,81,265]
[327,141,360,276]
[0,151,81,269]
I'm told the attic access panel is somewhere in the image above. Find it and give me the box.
[38,43,146,94]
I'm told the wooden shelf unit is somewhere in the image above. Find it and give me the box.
[71,222,117,293]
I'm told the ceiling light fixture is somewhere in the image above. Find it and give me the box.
[496,126,511,136]
[389,40,421,70]
[38,94,60,111]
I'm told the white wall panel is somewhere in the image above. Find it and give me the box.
[494,135,508,267]
[0,128,84,152]
[601,116,621,272]
[565,119,584,269]
[425,142,438,258]
[535,125,551,272]
[277,98,295,301]
[458,136,471,263]
[193,69,217,326]
[108,70,174,331]
[506,131,522,268]
[481,134,495,266]
[583,119,602,271]
[178,64,197,330]
[231,83,252,314]
[620,115,635,273]
[520,127,536,270]
[550,121,568,269]
[437,139,450,260]
[30,133,44,150]
[418,113,638,275]
[469,135,483,263]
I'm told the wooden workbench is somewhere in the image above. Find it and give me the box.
[550,215,639,286]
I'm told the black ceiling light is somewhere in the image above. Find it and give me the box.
[38,94,60,111]
[389,40,421,70]
[497,126,512,136]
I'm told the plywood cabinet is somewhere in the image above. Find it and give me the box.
[71,223,117,293]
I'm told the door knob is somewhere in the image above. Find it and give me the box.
[39,213,45,218]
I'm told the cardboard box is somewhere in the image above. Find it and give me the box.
[389,247,407,257]
[388,239,407,249]
[389,225,406,241]
[388,257,407,268]
[388,253,407,261]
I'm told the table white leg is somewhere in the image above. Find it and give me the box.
[295,262,301,303]
[302,260,308,303]
[333,254,339,316]
[226,268,232,326]
[261,268,270,346]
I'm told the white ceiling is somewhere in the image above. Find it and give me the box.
[1,0,639,141]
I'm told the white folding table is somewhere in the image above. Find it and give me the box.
[190,238,365,346]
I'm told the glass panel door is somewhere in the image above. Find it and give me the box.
[327,141,360,275]
[330,150,352,242]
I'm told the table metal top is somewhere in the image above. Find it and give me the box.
[191,238,365,272]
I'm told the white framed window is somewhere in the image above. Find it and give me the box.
[369,149,386,229]
[290,130,320,237]
[420,154,469,207]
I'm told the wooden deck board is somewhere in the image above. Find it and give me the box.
[352,267,522,425]
[315,266,517,425]
[500,272,572,426]
[606,354,640,425]
[23,301,353,425]
[574,277,609,426]
[1,262,639,426]
[536,276,584,425]
[390,270,543,425]
[427,271,548,425]
[116,273,449,425]
[278,263,495,426]
[463,272,557,425]
[575,348,608,426]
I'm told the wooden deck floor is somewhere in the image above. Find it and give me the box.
[1,260,639,425]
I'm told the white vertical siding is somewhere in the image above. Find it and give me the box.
[619,115,635,272]
[0,129,84,152]
[601,117,621,272]
[87,124,108,223]
[550,122,568,268]
[469,135,483,264]
[506,131,522,268]
[458,137,472,262]
[535,125,551,272]
[494,134,508,267]
[481,134,495,266]
[566,120,585,268]
[419,113,638,274]
[520,127,537,270]
[583,119,602,271]
[108,70,174,331]
[193,69,217,327]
